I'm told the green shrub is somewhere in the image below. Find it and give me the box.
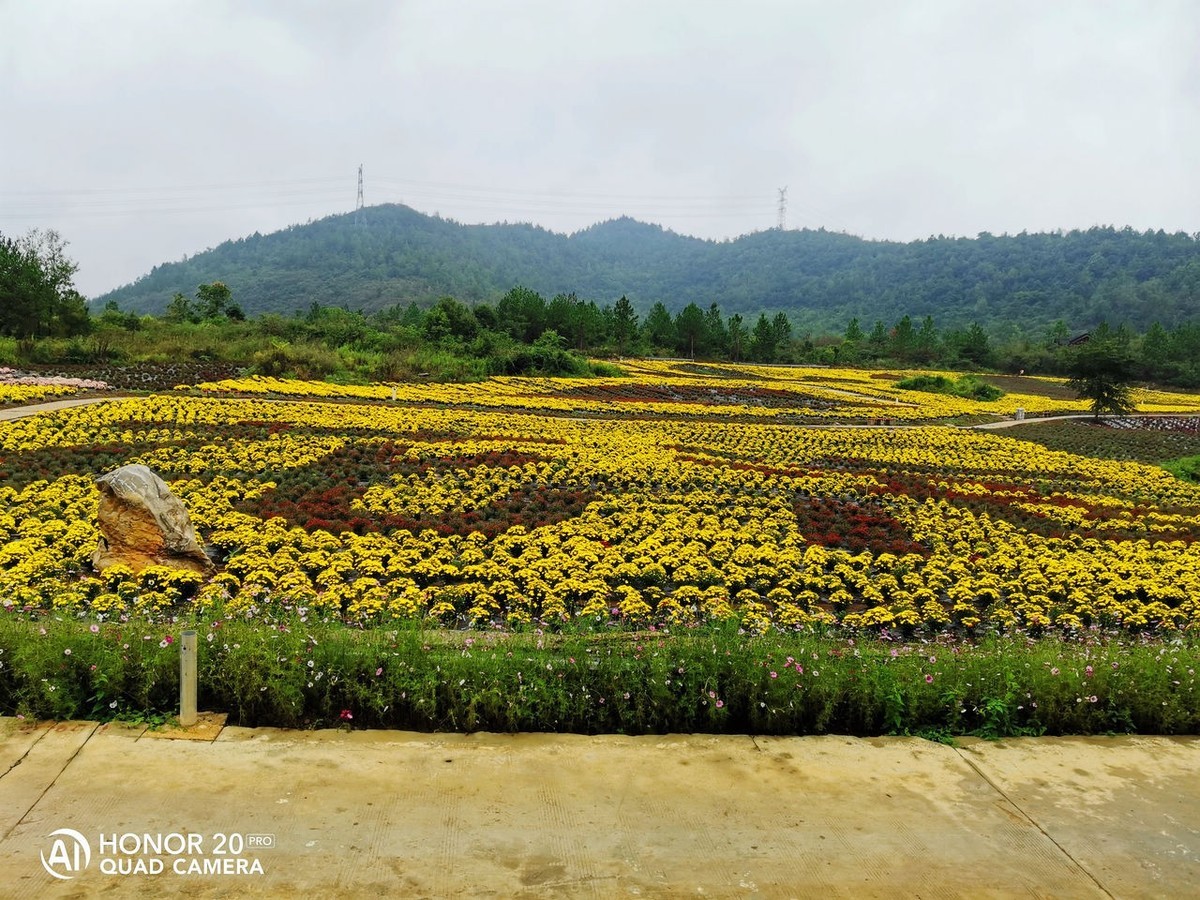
[897,373,1004,402]
[1164,454,1200,483]
[587,360,628,377]
[250,341,340,380]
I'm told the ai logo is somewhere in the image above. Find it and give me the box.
[40,828,91,880]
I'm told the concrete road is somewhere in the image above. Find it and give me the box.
[0,396,114,422]
[1,718,1197,898]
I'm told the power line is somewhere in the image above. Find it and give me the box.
[0,173,853,234]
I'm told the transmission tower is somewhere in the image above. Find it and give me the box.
[777,186,788,231]
[355,164,365,225]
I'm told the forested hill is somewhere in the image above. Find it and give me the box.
[95,204,1200,333]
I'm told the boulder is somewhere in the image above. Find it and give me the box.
[92,464,214,575]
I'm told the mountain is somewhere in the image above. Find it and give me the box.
[95,204,1200,333]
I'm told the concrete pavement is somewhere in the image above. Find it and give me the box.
[1,718,1198,898]
[0,396,114,422]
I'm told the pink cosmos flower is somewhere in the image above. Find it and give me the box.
[340,709,353,721]
[925,673,934,683]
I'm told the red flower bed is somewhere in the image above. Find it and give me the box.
[793,496,928,556]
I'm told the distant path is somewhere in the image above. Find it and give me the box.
[972,413,1199,430]
[0,395,116,422]
[973,414,1094,430]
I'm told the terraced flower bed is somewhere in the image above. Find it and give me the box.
[0,369,1197,634]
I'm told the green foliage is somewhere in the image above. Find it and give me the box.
[250,341,340,380]
[1162,454,1200,483]
[587,360,627,377]
[610,295,638,354]
[896,373,1004,401]
[501,330,590,377]
[1066,339,1138,420]
[0,228,90,339]
[643,301,675,350]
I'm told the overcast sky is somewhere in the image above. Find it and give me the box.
[2,0,1198,298]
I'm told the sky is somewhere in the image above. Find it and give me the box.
[2,0,1198,299]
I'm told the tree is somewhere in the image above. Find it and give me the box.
[196,281,234,319]
[1066,339,1137,421]
[545,293,577,339]
[867,320,888,354]
[750,313,776,361]
[674,303,705,359]
[164,292,196,323]
[727,314,748,361]
[702,303,727,356]
[546,292,603,351]
[914,316,940,363]
[609,295,638,354]
[953,322,992,367]
[496,286,547,343]
[642,301,675,350]
[891,314,916,360]
[427,296,478,341]
[0,228,89,338]
[771,312,792,355]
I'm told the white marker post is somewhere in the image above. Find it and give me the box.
[179,629,198,727]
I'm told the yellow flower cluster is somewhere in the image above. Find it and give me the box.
[0,383,78,404]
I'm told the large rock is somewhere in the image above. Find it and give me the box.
[92,464,214,575]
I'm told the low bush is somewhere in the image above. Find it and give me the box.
[898,373,1004,402]
[250,341,341,380]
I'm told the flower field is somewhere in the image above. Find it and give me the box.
[3,362,1200,636]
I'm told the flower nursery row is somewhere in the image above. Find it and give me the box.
[2,388,1199,635]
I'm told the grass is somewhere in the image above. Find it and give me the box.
[1162,454,1200,484]
[2,614,1196,737]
